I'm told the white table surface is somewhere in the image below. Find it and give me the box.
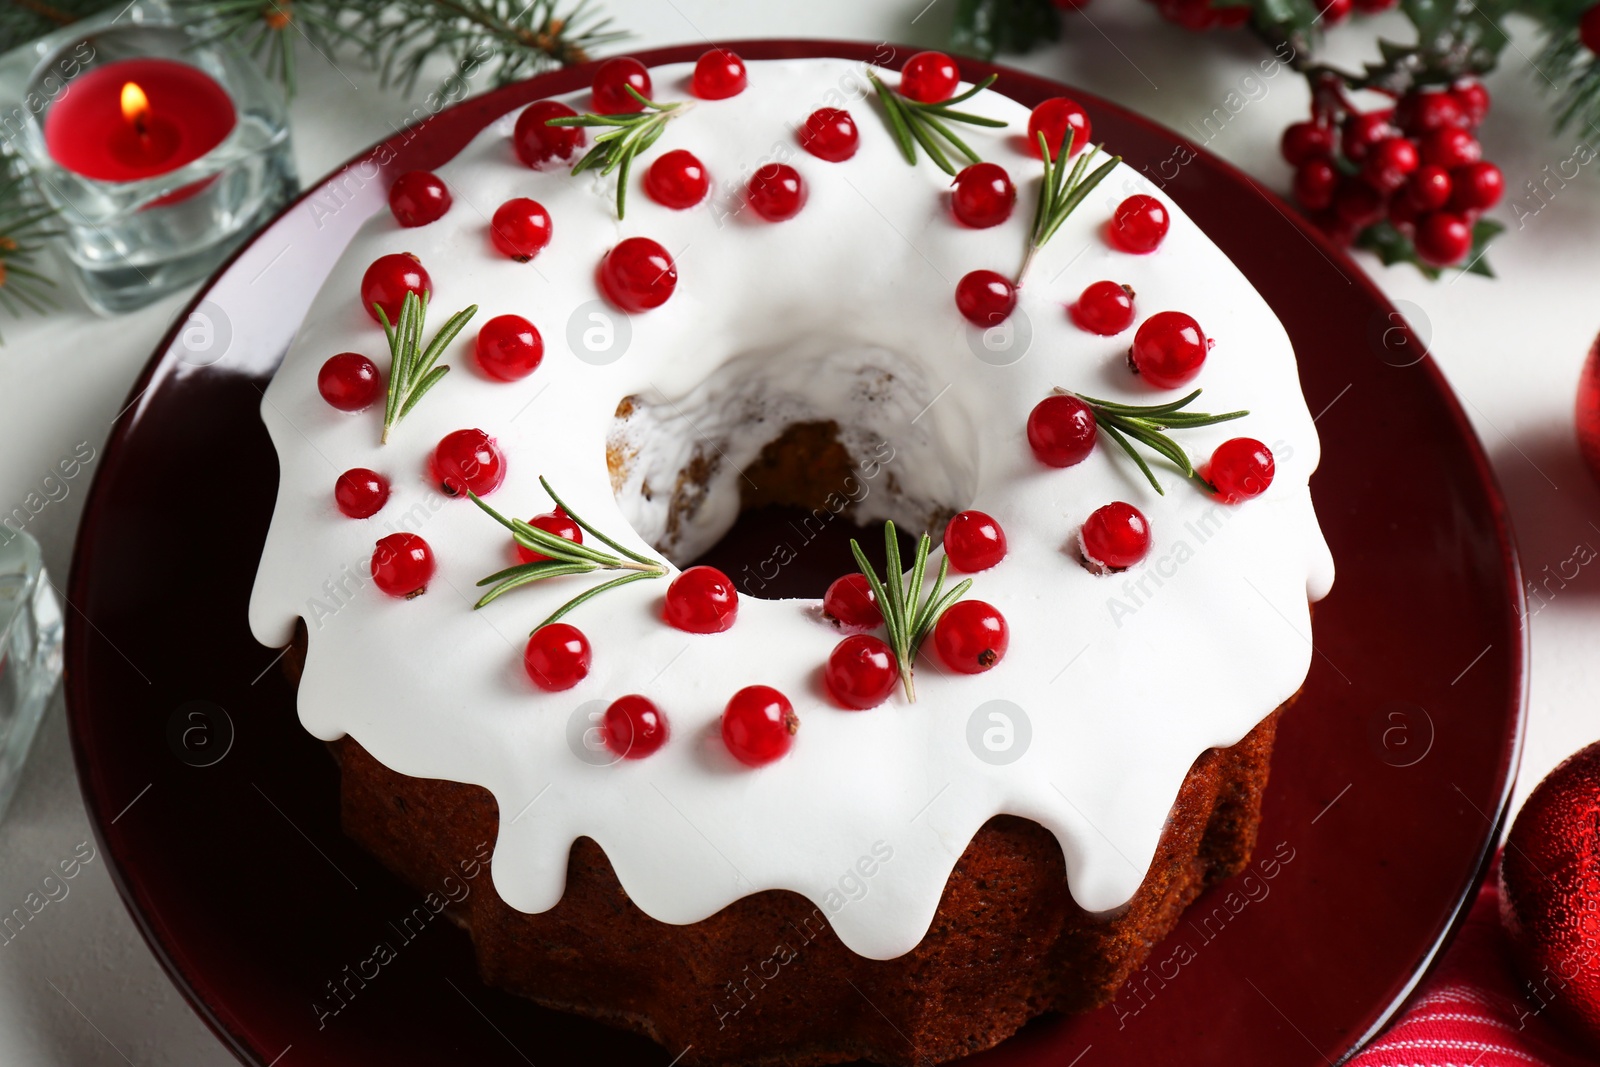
[2,3,1596,1063]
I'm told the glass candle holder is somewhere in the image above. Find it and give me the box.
[0,530,63,825]
[10,2,297,313]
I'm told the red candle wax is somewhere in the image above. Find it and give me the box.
[44,58,236,184]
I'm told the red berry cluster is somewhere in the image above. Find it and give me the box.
[1286,79,1501,267]
[1144,0,1250,32]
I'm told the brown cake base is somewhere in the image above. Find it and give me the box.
[331,705,1282,1067]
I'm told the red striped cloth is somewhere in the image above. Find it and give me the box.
[1348,853,1594,1067]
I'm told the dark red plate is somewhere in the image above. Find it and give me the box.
[66,40,1525,1067]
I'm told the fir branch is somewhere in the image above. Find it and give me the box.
[545,88,692,218]
[1061,388,1249,495]
[950,0,1061,60]
[1018,128,1120,282]
[0,0,121,53]
[375,290,477,444]
[849,521,972,702]
[469,479,666,631]
[177,0,347,96]
[0,160,61,337]
[865,69,1009,176]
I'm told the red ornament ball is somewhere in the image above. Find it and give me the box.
[318,352,381,411]
[1070,280,1136,336]
[335,468,389,518]
[1131,311,1209,389]
[524,623,591,691]
[431,428,506,497]
[823,573,881,630]
[1108,195,1171,254]
[825,634,898,710]
[799,108,860,162]
[1080,501,1151,571]
[951,162,1015,228]
[515,508,582,564]
[1027,394,1097,467]
[475,314,543,381]
[371,532,435,598]
[943,510,1007,572]
[603,695,670,759]
[747,163,807,221]
[1500,740,1600,1053]
[599,237,677,312]
[955,270,1017,327]
[645,149,710,210]
[361,253,430,323]
[490,197,552,262]
[513,100,584,167]
[932,600,1008,674]
[592,57,651,114]
[388,170,451,227]
[899,51,959,103]
[1208,438,1276,502]
[664,565,738,633]
[1027,97,1090,159]
[722,685,799,766]
[692,48,747,99]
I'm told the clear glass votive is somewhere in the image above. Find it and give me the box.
[0,530,63,824]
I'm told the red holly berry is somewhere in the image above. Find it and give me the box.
[431,428,506,497]
[1027,394,1097,467]
[1414,211,1473,266]
[955,270,1017,327]
[1026,97,1091,159]
[944,510,1007,572]
[1070,280,1136,335]
[1130,311,1208,389]
[664,565,738,633]
[691,48,747,99]
[371,532,435,597]
[388,171,451,227]
[599,237,677,311]
[951,162,1016,228]
[1352,0,1397,11]
[1321,0,1352,24]
[1449,161,1503,212]
[1108,195,1171,253]
[1334,178,1384,227]
[825,635,898,710]
[799,108,860,162]
[475,314,543,382]
[722,685,798,766]
[1420,127,1481,170]
[592,57,651,115]
[747,163,807,221]
[1452,80,1491,126]
[1281,121,1335,166]
[1208,438,1276,502]
[1388,193,1422,233]
[899,51,959,103]
[318,352,381,411]
[1396,90,1465,134]
[1403,165,1454,211]
[603,695,670,758]
[1294,159,1340,211]
[335,468,389,518]
[1341,110,1394,163]
[489,197,553,262]
[513,100,584,167]
[515,509,582,564]
[1054,0,1092,8]
[645,149,710,210]
[823,573,881,629]
[1362,136,1420,192]
[361,253,430,323]
[1080,502,1150,571]
[933,600,1008,674]
[1580,3,1600,54]
[524,623,591,691]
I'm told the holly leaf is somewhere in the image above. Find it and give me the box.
[950,0,1061,60]
[1463,218,1505,277]
[1354,218,1503,281]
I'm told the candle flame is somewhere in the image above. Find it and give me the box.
[120,81,150,132]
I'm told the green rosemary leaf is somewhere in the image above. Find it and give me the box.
[475,558,596,588]
[417,303,478,378]
[535,570,658,631]
[510,521,625,568]
[905,114,956,174]
[1099,420,1165,495]
[1112,416,1195,475]
[883,521,909,630]
[537,477,659,566]
[868,68,1005,173]
[1147,410,1250,429]
[476,563,594,608]
[914,575,972,655]
[919,106,1009,129]
[871,76,920,164]
[937,74,1000,108]
[920,114,983,167]
[907,532,931,627]
[1074,389,1201,416]
[398,365,450,419]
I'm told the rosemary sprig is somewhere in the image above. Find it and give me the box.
[849,521,972,702]
[375,290,477,444]
[545,88,693,218]
[469,478,666,632]
[865,70,1009,176]
[1060,388,1249,496]
[1017,129,1120,283]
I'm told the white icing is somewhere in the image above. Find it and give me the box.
[249,59,1334,961]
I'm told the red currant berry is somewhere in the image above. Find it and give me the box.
[592,57,651,115]
[361,253,430,323]
[1452,80,1491,127]
[317,352,381,411]
[1362,136,1419,192]
[933,600,1008,674]
[825,635,898,710]
[1281,121,1335,166]
[1341,110,1394,163]
[1419,127,1481,169]
[1108,195,1171,253]
[1448,161,1503,212]
[664,565,738,633]
[692,48,747,99]
[1130,311,1208,389]
[371,532,435,597]
[899,51,959,103]
[1026,97,1091,159]
[1027,394,1097,467]
[388,170,451,227]
[747,163,807,221]
[523,623,591,692]
[1080,502,1150,571]
[722,685,798,766]
[515,508,582,564]
[1294,159,1340,212]
[823,573,881,629]
[489,197,552,262]
[1070,280,1136,335]
[1322,0,1352,24]
[335,468,389,518]
[944,510,1007,572]
[645,149,710,210]
[603,694,669,758]
[955,270,1017,327]
[1334,178,1384,227]
[475,314,543,381]
[1403,165,1453,211]
[1396,90,1465,134]
[1414,211,1473,266]
[431,428,506,497]
[800,108,860,162]
[950,162,1015,228]
[599,237,677,312]
[513,100,584,167]
[1208,438,1276,503]
[1580,3,1600,53]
